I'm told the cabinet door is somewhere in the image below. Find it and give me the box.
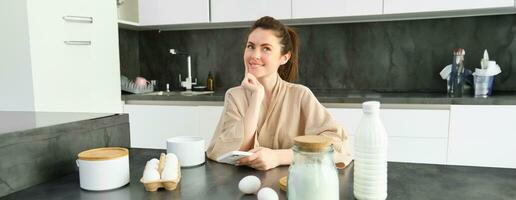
[292,0,382,19]
[28,0,120,113]
[137,0,159,25]
[197,106,224,150]
[328,107,449,164]
[124,105,198,149]
[388,138,448,164]
[211,0,291,23]
[88,0,122,113]
[381,109,449,138]
[448,105,516,168]
[384,0,515,14]
[139,0,209,25]
[329,108,450,138]
[28,0,93,112]
[328,108,362,136]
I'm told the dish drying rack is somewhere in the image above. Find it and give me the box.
[121,76,154,94]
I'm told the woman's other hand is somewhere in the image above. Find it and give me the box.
[241,73,264,99]
[238,147,280,171]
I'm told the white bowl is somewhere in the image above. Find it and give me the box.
[166,136,205,167]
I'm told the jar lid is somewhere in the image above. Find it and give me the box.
[78,147,128,161]
[294,135,331,152]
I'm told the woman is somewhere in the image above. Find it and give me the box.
[207,16,352,170]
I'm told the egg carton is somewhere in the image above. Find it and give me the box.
[140,153,181,191]
[121,77,154,94]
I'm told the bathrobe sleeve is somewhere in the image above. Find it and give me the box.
[300,88,353,168]
[206,89,247,161]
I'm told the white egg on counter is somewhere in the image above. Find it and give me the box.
[142,168,160,182]
[257,187,278,200]
[148,158,159,165]
[145,160,158,170]
[165,153,178,167]
[161,164,179,180]
[238,175,261,194]
[165,153,178,160]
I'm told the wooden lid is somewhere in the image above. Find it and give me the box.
[78,147,128,161]
[279,176,287,192]
[294,135,331,152]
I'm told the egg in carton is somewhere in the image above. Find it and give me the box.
[140,153,181,191]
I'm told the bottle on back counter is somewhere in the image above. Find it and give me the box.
[207,71,214,91]
[448,48,466,97]
[354,101,388,200]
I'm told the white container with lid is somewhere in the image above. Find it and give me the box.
[354,101,388,200]
[76,147,130,191]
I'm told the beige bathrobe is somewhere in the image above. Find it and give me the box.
[206,75,353,166]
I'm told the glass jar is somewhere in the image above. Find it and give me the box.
[287,135,339,200]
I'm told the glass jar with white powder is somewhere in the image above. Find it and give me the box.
[287,135,339,200]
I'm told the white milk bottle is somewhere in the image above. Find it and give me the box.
[353,101,388,200]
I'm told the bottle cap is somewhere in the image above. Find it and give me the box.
[362,101,380,113]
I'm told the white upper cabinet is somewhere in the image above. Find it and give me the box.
[1,0,121,113]
[292,0,383,19]
[119,0,209,25]
[384,0,515,14]
[211,0,291,23]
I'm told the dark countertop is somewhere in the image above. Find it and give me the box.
[0,111,115,135]
[122,89,516,105]
[2,148,516,200]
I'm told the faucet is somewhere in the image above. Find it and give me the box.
[170,49,197,90]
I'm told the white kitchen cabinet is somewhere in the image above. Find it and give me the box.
[1,0,121,113]
[210,0,291,23]
[448,105,516,168]
[197,106,224,149]
[124,104,223,150]
[328,108,449,137]
[124,104,199,149]
[119,0,209,25]
[328,107,449,164]
[384,0,515,14]
[292,0,383,19]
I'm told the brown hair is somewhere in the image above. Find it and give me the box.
[248,16,299,82]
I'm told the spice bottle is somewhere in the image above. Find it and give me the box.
[207,71,214,91]
[287,135,339,200]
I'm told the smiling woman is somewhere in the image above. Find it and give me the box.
[206,16,352,171]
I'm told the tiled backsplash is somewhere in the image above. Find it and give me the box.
[119,14,516,92]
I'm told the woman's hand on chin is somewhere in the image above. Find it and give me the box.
[241,73,264,100]
[237,147,280,171]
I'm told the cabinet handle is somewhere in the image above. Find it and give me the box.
[64,41,91,45]
[62,15,93,23]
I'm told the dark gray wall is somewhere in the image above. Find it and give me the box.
[119,14,516,92]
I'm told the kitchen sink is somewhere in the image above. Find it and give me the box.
[142,91,177,96]
[179,91,214,96]
[142,91,214,96]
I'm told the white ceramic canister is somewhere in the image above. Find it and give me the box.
[167,136,205,167]
[76,147,130,191]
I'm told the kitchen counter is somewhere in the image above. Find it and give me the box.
[3,148,515,200]
[0,111,115,135]
[122,89,516,106]
[0,111,130,198]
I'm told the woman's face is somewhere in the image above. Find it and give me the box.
[244,28,290,79]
